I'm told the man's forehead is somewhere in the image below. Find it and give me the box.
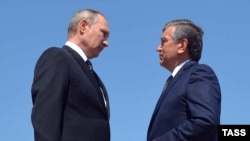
[162,26,175,37]
[163,26,175,33]
[96,14,108,22]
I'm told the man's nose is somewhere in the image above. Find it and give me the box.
[156,44,162,52]
[103,40,109,47]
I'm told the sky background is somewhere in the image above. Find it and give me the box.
[1,0,250,141]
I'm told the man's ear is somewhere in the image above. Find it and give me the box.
[177,38,188,54]
[79,19,89,34]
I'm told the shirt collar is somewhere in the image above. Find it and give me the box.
[172,60,190,77]
[65,41,88,62]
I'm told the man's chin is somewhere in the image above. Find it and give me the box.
[159,61,167,68]
[159,60,164,65]
[92,53,100,58]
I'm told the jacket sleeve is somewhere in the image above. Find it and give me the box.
[156,65,221,141]
[31,47,70,141]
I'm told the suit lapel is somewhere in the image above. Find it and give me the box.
[62,46,109,116]
[148,61,197,131]
[63,46,98,86]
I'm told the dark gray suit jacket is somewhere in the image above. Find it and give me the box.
[31,46,110,141]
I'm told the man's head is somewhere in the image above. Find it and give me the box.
[67,9,110,59]
[157,19,203,71]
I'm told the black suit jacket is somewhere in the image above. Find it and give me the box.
[147,61,221,141]
[31,46,110,141]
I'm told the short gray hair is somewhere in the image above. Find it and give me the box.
[67,9,104,37]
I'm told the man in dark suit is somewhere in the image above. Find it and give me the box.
[147,19,221,141]
[31,9,110,141]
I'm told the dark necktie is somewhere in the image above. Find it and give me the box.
[86,59,93,71]
[167,75,173,84]
[162,75,173,92]
[86,59,107,107]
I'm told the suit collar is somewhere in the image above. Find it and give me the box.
[165,60,197,93]
[65,41,88,61]
[148,60,198,130]
[155,60,197,110]
[172,59,191,77]
[62,45,99,94]
[63,45,110,118]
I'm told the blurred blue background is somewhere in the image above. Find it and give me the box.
[1,0,250,140]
